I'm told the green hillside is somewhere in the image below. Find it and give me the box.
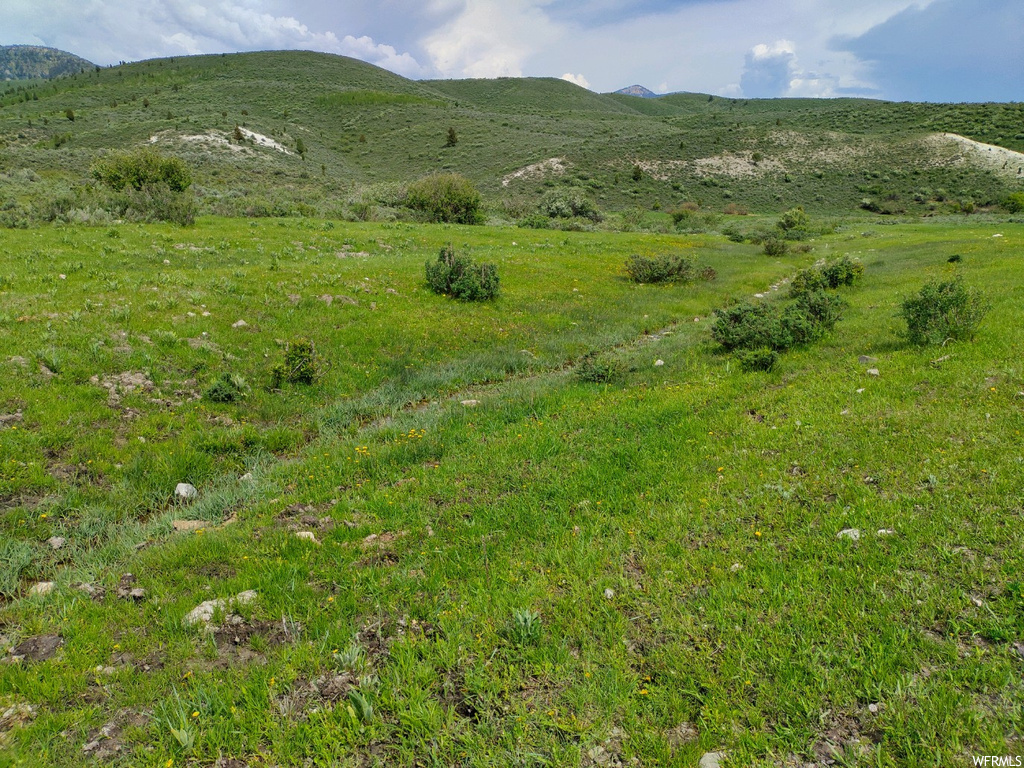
[0,49,1022,225]
[0,45,95,82]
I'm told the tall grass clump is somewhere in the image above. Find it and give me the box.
[425,245,499,301]
[900,276,988,345]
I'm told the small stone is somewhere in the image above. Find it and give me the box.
[295,531,320,545]
[868,703,879,713]
[877,528,896,536]
[172,519,206,532]
[426,525,435,537]
[175,482,198,500]
[232,319,248,328]
[386,288,398,295]
[94,665,117,675]
[867,368,880,377]
[461,399,480,407]
[240,472,254,482]
[856,388,865,394]
[754,293,765,299]
[47,536,66,550]
[363,534,379,545]
[163,259,170,265]
[730,562,743,572]
[858,355,877,364]
[58,274,66,280]
[603,588,615,599]
[28,581,55,597]
[699,752,726,768]
[184,590,257,626]
[970,595,984,608]
[654,359,664,367]
[837,528,861,541]
[128,588,146,601]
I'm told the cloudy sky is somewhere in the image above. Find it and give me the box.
[3,0,1021,102]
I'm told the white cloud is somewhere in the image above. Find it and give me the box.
[560,72,591,89]
[422,1,557,78]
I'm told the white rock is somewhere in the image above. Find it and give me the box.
[868,703,879,714]
[58,274,66,280]
[184,590,257,626]
[29,581,55,596]
[837,528,861,541]
[730,563,743,572]
[175,482,198,500]
[877,529,896,536]
[867,368,880,377]
[993,233,1003,238]
[699,752,726,768]
[754,293,765,299]
[603,588,615,599]
[654,359,665,367]
[163,259,170,265]
[47,536,66,550]
[461,400,480,407]
[232,319,248,328]
[240,472,254,482]
[295,531,320,545]
[856,388,865,394]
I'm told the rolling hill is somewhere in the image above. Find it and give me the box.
[0,45,95,81]
[0,49,1021,223]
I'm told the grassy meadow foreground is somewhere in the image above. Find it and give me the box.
[1,216,1023,766]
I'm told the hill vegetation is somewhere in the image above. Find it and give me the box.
[0,45,95,82]
[0,50,1020,227]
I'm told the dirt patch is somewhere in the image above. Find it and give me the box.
[81,709,150,761]
[692,152,786,178]
[437,667,480,721]
[276,502,336,534]
[0,701,36,742]
[275,671,360,719]
[199,615,297,668]
[90,371,155,407]
[9,634,62,662]
[934,132,1024,178]
[501,157,568,187]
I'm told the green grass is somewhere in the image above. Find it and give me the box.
[1,215,1022,766]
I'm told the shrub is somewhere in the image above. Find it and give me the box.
[711,301,791,351]
[777,206,809,233]
[92,148,191,192]
[820,256,864,288]
[576,352,627,384]
[738,347,778,372]
[625,253,694,284]
[1004,192,1024,214]
[784,290,845,344]
[425,245,499,301]
[900,276,988,346]
[204,372,249,402]
[270,338,321,387]
[404,173,482,224]
[539,188,601,221]
[762,233,788,256]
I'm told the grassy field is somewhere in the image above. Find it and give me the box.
[1,214,1022,766]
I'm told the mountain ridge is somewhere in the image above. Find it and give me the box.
[0,44,95,81]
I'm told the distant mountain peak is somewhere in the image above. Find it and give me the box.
[614,84,659,98]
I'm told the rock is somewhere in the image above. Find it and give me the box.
[699,752,726,768]
[0,410,23,425]
[172,519,206,532]
[837,528,861,541]
[128,588,146,601]
[461,399,480,407]
[730,562,743,572]
[0,702,36,731]
[94,665,117,676]
[184,590,258,626]
[47,536,66,550]
[867,368,880,377]
[386,288,398,295]
[163,259,170,265]
[336,295,358,305]
[654,359,664,367]
[76,583,105,601]
[877,528,896,536]
[240,472,254,482]
[175,482,198,500]
[868,703,879,714]
[856,388,865,394]
[232,319,248,328]
[603,588,615,599]
[10,634,62,661]
[116,574,145,601]
[28,581,55,597]
[858,355,877,364]
[295,531,320,544]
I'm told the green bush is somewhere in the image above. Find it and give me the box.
[1004,192,1024,214]
[204,372,249,402]
[900,276,989,346]
[539,188,602,221]
[625,253,694,284]
[425,245,499,301]
[270,338,321,387]
[404,173,482,224]
[762,233,788,256]
[576,352,627,384]
[92,148,192,192]
[790,257,864,298]
[738,347,778,372]
[712,292,844,352]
